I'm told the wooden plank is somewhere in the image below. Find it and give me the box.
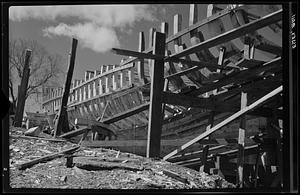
[59,126,90,139]
[109,99,132,128]
[17,145,80,170]
[148,28,156,79]
[236,92,247,188]
[147,32,166,158]
[167,9,282,59]
[101,102,150,124]
[113,96,139,125]
[163,85,282,160]
[129,91,149,124]
[54,38,78,137]
[74,117,111,130]
[14,49,32,127]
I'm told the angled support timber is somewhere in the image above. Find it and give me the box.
[147,32,166,158]
[54,38,78,137]
[100,102,150,124]
[14,49,32,127]
[163,86,282,160]
[111,48,164,60]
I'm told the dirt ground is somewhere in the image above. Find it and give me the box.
[8,126,235,190]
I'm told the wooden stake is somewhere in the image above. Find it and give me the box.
[236,92,247,188]
[54,38,78,137]
[146,32,166,158]
[14,49,32,127]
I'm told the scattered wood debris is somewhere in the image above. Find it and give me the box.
[9,126,235,189]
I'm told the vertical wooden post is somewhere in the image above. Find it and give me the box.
[148,28,156,79]
[128,68,133,86]
[199,111,215,173]
[120,70,124,88]
[137,32,146,84]
[79,87,82,102]
[189,4,198,26]
[105,76,109,93]
[237,92,247,187]
[112,72,118,90]
[54,38,78,137]
[174,14,182,53]
[161,21,169,118]
[217,47,226,72]
[99,78,103,95]
[146,32,166,158]
[14,49,32,127]
[244,35,255,60]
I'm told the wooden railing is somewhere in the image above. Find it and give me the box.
[42,62,135,113]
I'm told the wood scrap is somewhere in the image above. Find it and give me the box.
[17,145,80,170]
[162,169,190,184]
[10,135,66,142]
[73,156,144,171]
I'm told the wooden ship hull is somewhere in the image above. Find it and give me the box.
[42,4,282,179]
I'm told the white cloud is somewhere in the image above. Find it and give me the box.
[9,5,156,27]
[9,5,157,53]
[43,23,120,53]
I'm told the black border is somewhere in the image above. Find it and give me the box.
[1,1,299,193]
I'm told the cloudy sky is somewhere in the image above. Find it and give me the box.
[9,4,208,81]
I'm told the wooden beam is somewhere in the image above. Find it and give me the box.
[236,92,247,188]
[74,117,111,130]
[59,126,90,139]
[147,32,166,158]
[163,86,282,160]
[256,43,282,56]
[100,102,150,124]
[17,145,80,170]
[165,66,201,80]
[162,91,237,112]
[166,58,225,71]
[167,9,282,59]
[54,38,78,137]
[14,49,32,127]
[111,48,163,60]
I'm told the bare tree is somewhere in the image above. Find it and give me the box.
[9,39,64,112]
